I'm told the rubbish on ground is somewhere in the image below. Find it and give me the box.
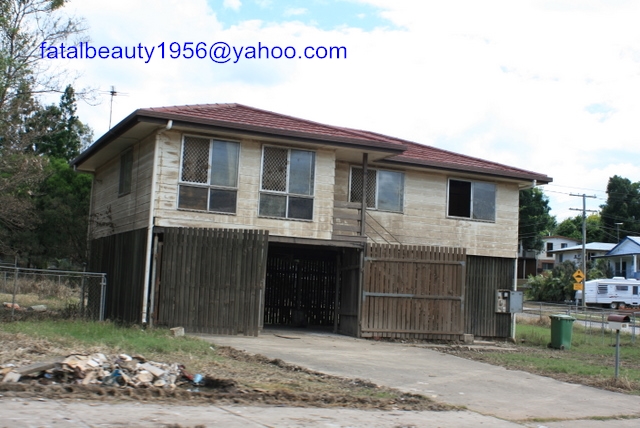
[0,352,211,390]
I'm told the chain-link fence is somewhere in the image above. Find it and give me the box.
[521,301,639,344]
[0,266,106,321]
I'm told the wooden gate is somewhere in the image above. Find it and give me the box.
[465,256,513,338]
[156,228,268,335]
[361,244,466,340]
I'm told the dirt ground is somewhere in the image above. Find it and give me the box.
[0,330,448,411]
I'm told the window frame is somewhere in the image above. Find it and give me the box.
[258,145,316,221]
[177,134,241,215]
[118,148,133,197]
[446,178,496,222]
[348,166,405,213]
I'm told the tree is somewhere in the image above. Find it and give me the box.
[0,1,88,258]
[554,214,604,243]
[519,188,555,252]
[3,87,93,265]
[32,157,92,265]
[30,85,93,160]
[600,175,640,242]
[526,261,577,302]
[0,0,85,122]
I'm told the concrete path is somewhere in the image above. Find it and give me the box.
[0,398,518,427]
[199,327,640,426]
[3,327,640,427]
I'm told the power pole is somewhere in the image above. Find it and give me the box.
[570,193,597,309]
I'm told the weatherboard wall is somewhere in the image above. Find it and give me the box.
[334,161,520,259]
[152,130,335,240]
[89,135,154,239]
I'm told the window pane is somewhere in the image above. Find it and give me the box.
[377,170,404,212]
[178,185,208,210]
[289,150,315,195]
[448,180,471,217]
[261,147,288,192]
[350,168,376,208]
[259,193,287,217]
[288,197,313,220]
[181,137,210,183]
[472,182,496,221]
[209,189,237,213]
[211,141,239,187]
[119,150,133,196]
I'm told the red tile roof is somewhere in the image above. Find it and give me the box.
[141,103,407,150]
[75,103,551,183]
[335,127,551,183]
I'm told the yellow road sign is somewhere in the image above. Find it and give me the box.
[573,269,585,283]
[573,283,583,290]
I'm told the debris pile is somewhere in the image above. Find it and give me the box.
[0,353,218,391]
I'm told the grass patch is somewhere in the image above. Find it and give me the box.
[0,320,445,410]
[453,317,640,393]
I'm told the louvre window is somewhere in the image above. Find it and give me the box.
[118,149,133,196]
[178,136,240,214]
[447,179,496,221]
[259,146,315,220]
[349,167,404,213]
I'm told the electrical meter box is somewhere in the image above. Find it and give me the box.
[496,290,523,313]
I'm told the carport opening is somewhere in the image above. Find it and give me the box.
[264,244,340,330]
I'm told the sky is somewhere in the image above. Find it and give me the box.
[46,0,640,223]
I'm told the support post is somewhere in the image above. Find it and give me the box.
[360,153,368,237]
[615,329,621,379]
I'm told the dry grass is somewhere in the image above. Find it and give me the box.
[1,277,81,311]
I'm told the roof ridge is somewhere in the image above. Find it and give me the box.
[146,103,404,146]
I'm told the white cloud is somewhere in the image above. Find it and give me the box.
[255,0,271,8]
[223,0,242,11]
[283,7,307,17]
[60,0,640,221]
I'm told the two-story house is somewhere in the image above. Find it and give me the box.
[72,103,551,340]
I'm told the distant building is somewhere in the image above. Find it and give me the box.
[517,236,579,282]
[549,242,616,268]
[596,237,640,279]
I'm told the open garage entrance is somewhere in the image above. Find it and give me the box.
[263,243,361,335]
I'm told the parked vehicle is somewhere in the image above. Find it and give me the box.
[575,277,640,309]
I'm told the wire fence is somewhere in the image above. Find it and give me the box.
[0,266,107,321]
[521,301,639,345]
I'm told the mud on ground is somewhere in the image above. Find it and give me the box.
[0,331,448,411]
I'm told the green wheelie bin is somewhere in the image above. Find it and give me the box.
[549,314,575,350]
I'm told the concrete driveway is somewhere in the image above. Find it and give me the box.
[200,327,640,426]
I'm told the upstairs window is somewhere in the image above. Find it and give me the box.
[349,167,404,213]
[118,149,133,196]
[447,179,496,221]
[259,146,315,220]
[546,242,554,257]
[178,136,240,214]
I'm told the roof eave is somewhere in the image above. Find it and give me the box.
[138,110,408,153]
[377,157,552,184]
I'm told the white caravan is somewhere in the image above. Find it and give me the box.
[575,277,640,309]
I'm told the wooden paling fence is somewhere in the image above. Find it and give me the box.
[89,228,147,323]
[156,228,268,335]
[362,243,466,340]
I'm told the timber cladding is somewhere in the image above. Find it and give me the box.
[361,244,466,340]
[89,228,147,323]
[156,227,269,335]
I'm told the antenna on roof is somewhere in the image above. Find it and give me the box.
[102,86,129,129]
